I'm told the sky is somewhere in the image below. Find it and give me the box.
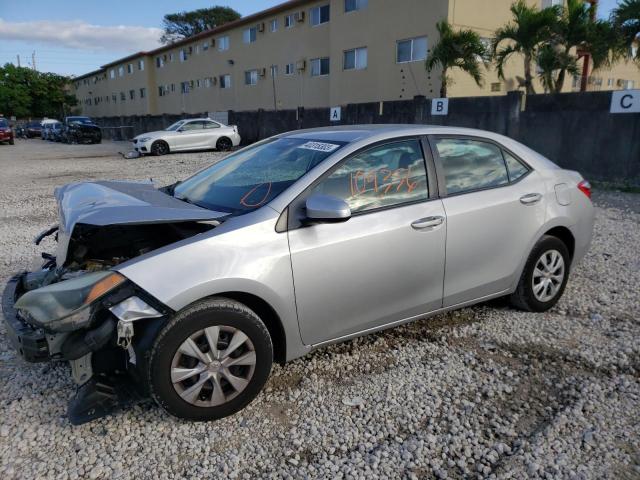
[0,0,621,77]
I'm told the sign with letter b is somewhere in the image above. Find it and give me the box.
[431,98,449,116]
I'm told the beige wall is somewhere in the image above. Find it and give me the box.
[74,0,640,117]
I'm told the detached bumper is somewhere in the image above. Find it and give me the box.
[1,275,50,362]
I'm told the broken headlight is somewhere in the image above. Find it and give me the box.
[15,271,125,332]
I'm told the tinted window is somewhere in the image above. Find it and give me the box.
[434,139,509,195]
[0,119,9,127]
[181,121,205,131]
[204,121,220,129]
[313,139,429,214]
[503,151,529,182]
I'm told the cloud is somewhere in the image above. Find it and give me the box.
[0,18,163,52]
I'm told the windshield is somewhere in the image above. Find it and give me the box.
[68,117,92,124]
[166,120,187,131]
[174,137,347,214]
[0,119,8,128]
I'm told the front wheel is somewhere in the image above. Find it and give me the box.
[510,235,570,312]
[151,140,169,156]
[148,297,273,421]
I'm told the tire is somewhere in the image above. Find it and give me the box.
[148,297,273,421]
[9,137,14,145]
[151,140,169,156]
[510,235,571,312]
[216,137,232,151]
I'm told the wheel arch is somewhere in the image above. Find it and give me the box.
[542,226,575,261]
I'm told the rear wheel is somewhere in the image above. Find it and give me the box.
[148,297,273,421]
[151,140,169,156]
[216,137,232,151]
[510,235,570,312]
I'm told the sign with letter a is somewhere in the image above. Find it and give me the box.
[431,98,449,116]
[610,90,640,114]
[330,107,342,122]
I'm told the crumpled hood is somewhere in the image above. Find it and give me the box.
[54,180,228,264]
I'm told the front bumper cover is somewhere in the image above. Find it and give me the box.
[2,274,50,362]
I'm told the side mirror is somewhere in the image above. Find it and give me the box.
[305,194,351,223]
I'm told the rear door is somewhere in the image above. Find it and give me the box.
[288,138,447,345]
[429,136,547,307]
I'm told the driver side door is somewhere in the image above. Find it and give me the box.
[287,138,447,345]
[172,120,205,150]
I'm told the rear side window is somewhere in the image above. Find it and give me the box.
[433,138,509,195]
[503,151,529,182]
[313,139,429,214]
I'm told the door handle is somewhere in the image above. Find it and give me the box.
[411,216,444,230]
[520,193,542,205]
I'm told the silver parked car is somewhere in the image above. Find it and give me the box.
[3,125,594,424]
[132,118,241,156]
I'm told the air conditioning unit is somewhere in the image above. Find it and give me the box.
[257,22,265,32]
[258,68,267,77]
[296,60,306,71]
[616,79,624,87]
[294,11,305,22]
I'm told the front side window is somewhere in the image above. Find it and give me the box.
[313,139,429,214]
[166,120,187,131]
[310,5,330,26]
[174,137,347,213]
[345,0,368,12]
[243,27,257,43]
[397,36,428,63]
[181,121,205,131]
[310,57,330,77]
[344,47,368,70]
[245,70,258,85]
[433,138,509,195]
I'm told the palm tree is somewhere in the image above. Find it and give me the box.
[535,43,579,93]
[611,0,640,65]
[426,21,487,98]
[492,0,558,95]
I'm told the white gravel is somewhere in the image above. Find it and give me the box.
[0,139,639,479]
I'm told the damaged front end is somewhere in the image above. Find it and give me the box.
[2,180,228,424]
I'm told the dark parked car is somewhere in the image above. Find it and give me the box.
[62,116,102,144]
[0,118,14,145]
[26,121,42,138]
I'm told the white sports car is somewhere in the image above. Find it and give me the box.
[132,118,241,156]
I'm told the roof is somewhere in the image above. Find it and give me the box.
[75,0,314,81]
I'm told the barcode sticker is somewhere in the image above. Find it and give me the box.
[298,141,340,153]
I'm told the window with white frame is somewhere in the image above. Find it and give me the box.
[243,27,257,43]
[310,5,330,26]
[169,53,174,62]
[127,64,133,74]
[203,41,209,51]
[310,57,330,76]
[220,74,231,88]
[109,69,115,79]
[245,69,258,85]
[478,38,493,62]
[129,89,135,100]
[156,57,164,68]
[270,19,278,32]
[270,65,278,77]
[396,36,428,63]
[118,66,124,76]
[180,81,190,93]
[196,79,201,88]
[218,36,230,51]
[344,47,367,70]
[345,0,368,12]
[541,0,563,8]
[180,49,188,62]
[112,93,117,102]
[140,87,146,98]
[285,63,295,75]
[138,59,145,71]
[120,91,126,101]
[204,77,212,88]
[285,14,294,28]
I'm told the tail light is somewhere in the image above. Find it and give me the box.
[577,180,592,199]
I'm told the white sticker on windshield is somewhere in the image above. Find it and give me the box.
[298,141,340,153]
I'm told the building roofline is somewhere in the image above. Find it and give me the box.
[74,0,313,80]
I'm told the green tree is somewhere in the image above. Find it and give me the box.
[535,43,579,93]
[161,6,242,44]
[426,21,487,98]
[611,0,640,65]
[492,0,558,95]
[0,64,76,118]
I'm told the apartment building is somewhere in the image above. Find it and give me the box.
[73,0,640,118]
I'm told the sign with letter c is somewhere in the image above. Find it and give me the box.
[610,90,640,114]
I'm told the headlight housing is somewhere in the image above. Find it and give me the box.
[15,271,125,332]
[137,137,152,142]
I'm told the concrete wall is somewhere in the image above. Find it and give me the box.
[92,90,639,185]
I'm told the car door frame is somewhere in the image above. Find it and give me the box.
[424,133,538,306]
[282,134,449,346]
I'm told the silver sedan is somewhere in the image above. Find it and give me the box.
[6,125,594,423]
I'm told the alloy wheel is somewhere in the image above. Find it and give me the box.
[532,249,565,303]
[171,326,256,407]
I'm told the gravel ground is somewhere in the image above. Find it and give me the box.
[0,139,638,480]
